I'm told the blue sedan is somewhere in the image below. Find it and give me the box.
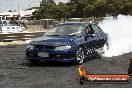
[26,22,108,64]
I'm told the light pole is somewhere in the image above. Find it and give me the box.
[18,6,19,11]
[29,4,31,9]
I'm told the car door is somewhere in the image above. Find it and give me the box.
[84,25,96,49]
[91,24,107,48]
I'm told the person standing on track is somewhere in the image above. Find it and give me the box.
[16,13,28,29]
[10,15,17,25]
[16,13,21,26]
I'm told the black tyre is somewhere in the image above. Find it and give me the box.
[97,42,109,56]
[75,47,85,65]
[102,42,109,53]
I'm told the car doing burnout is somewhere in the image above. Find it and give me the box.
[26,22,108,64]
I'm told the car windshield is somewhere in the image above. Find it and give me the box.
[43,24,84,36]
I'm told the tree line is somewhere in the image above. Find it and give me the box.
[33,0,132,20]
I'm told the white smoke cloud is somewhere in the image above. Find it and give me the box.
[99,15,132,57]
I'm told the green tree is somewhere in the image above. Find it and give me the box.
[33,0,56,19]
[33,0,132,20]
[54,2,70,22]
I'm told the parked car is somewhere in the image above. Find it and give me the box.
[26,22,108,64]
[0,20,23,33]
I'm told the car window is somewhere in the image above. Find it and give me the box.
[44,24,84,36]
[88,25,95,34]
[91,24,103,35]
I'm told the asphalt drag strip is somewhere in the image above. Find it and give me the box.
[0,44,132,88]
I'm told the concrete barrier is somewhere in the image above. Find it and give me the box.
[0,32,45,42]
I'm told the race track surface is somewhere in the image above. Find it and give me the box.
[0,45,132,88]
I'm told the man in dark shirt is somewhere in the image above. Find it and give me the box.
[10,15,17,25]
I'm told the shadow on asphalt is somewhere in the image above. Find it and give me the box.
[19,61,77,67]
[19,56,99,68]
[18,52,99,67]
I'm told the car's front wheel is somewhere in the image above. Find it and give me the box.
[75,47,85,65]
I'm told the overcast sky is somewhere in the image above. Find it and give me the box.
[0,0,69,12]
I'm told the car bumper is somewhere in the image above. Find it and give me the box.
[26,49,76,62]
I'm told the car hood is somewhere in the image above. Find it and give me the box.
[30,36,76,46]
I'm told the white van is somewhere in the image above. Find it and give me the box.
[0,20,23,33]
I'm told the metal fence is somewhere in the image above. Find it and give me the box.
[23,19,56,32]
[16,17,104,32]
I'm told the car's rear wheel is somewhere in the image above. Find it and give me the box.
[97,42,109,56]
[102,42,109,53]
[75,47,85,65]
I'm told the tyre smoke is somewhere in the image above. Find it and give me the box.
[99,15,132,57]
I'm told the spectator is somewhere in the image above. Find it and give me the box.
[2,15,6,20]
[21,19,28,29]
[16,13,21,26]
[16,14,28,28]
[10,15,17,25]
